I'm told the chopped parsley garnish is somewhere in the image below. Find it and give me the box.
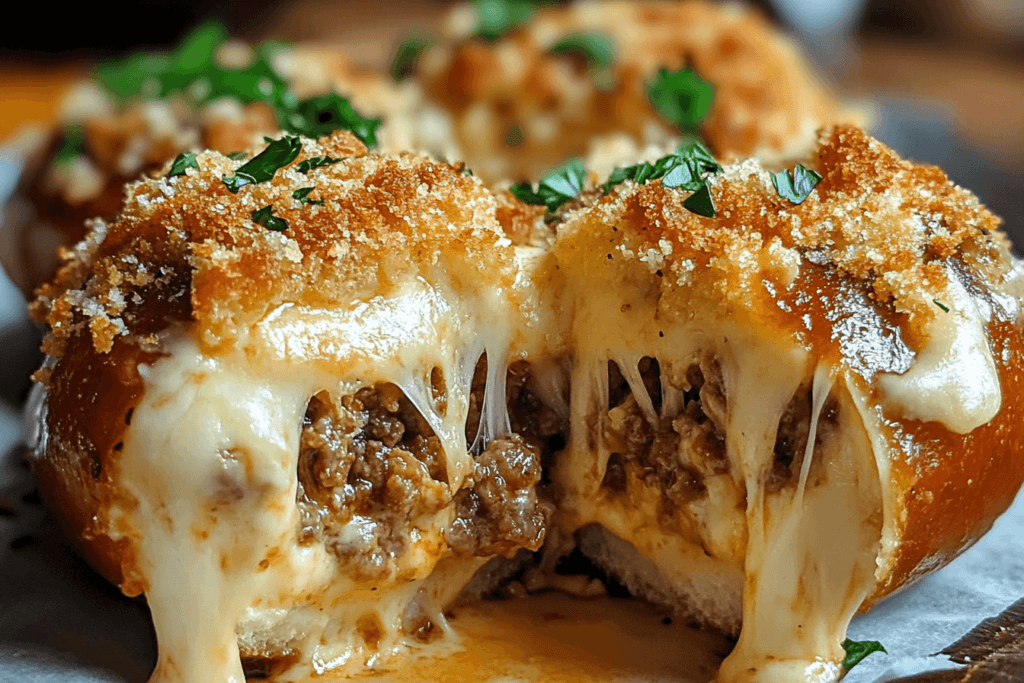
[647,66,715,133]
[226,151,248,161]
[292,187,324,205]
[92,21,380,148]
[682,183,716,218]
[391,36,432,81]
[167,152,199,177]
[505,124,524,147]
[222,136,302,193]
[603,138,720,194]
[841,639,887,672]
[510,158,586,213]
[549,32,615,69]
[252,205,289,232]
[52,125,86,167]
[934,299,950,313]
[296,155,343,174]
[772,164,822,205]
[280,93,382,148]
[459,164,474,176]
[472,0,537,42]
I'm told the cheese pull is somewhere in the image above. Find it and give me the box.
[545,125,1024,682]
[27,125,1024,683]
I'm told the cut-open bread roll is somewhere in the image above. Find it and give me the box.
[28,131,557,682]
[546,125,1024,681]
[26,122,1024,682]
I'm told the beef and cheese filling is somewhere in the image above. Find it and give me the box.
[540,125,1024,682]
[27,125,1024,683]
[29,133,561,683]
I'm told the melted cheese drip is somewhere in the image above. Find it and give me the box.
[552,264,886,683]
[877,266,1001,434]
[103,271,520,683]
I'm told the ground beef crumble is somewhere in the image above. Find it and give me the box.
[296,363,557,579]
[601,356,838,519]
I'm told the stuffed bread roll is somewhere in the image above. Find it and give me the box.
[400,0,850,182]
[546,125,1024,682]
[27,131,552,682]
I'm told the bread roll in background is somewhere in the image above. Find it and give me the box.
[2,0,852,295]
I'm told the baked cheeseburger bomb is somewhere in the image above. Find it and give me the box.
[398,0,847,182]
[25,124,1024,683]
[546,125,1024,681]
[28,131,553,682]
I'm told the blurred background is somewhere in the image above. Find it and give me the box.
[2,0,1024,162]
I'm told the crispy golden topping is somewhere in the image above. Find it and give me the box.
[33,131,517,358]
[559,125,1007,330]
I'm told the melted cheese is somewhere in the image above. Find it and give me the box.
[877,266,1001,434]
[100,268,523,683]
[549,257,886,683]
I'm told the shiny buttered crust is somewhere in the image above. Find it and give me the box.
[28,125,1024,679]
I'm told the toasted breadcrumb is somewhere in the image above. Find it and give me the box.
[33,131,518,358]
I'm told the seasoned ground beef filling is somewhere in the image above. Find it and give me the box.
[601,357,836,521]
[296,369,554,579]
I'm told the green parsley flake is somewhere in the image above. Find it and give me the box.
[281,93,382,148]
[841,639,887,673]
[251,205,289,232]
[92,21,380,149]
[226,152,248,161]
[510,158,587,213]
[52,125,86,167]
[603,138,720,194]
[505,124,524,147]
[473,0,537,42]
[296,155,343,174]
[549,32,616,69]
[222,136,302,193]
[168,152,199,177]
[934,299,950,313]
[682,183,715,218]
[771,164,822,205]
[293,187,324,205]
[391,36,432,82]
[647,67,715,133]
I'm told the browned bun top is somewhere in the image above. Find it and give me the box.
[32,131,516,359]
[421,0,843,179]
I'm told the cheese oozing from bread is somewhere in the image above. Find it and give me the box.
[28,126,1024,683]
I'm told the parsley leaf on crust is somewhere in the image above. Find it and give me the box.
[223,136,302,193]
[510,158,586,213]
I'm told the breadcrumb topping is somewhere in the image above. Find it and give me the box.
[33,131,517,357]
[557,125,1008,337]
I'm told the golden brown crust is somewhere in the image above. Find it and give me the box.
[33,131,516,359]
[865,319,1024,603]
[561,125,1002,336]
